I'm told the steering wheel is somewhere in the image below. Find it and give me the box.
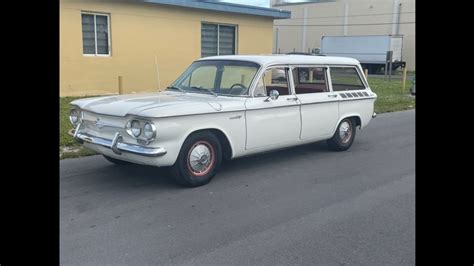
[228,83,247,95]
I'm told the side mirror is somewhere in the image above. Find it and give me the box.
[265,89,279,102]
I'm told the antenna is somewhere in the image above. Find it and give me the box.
[154,55,161,90]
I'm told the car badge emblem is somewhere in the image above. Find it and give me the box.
[95,117,105,129]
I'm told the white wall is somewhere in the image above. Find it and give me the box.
[273,0,415,70]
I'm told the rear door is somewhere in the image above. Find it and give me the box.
[291,65,339,140]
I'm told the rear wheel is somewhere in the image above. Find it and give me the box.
[103,155,132,165]
[327,118,356,151]
[170,131,222,187]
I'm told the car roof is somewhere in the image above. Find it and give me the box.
[196,54,360,67]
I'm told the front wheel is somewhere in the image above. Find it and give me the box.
[170,131,222,187]
[327,118,356,151]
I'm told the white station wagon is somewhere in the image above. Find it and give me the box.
[69,55,377,187]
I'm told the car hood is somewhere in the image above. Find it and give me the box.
[70,91,246,118]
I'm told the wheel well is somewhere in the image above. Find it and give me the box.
[188,129,233,161]
[347,116,362,129]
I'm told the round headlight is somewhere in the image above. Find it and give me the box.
[69,109,80,125]
[143,123,156,139]
[131,120,141,137]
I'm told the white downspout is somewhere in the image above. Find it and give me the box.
[396,3,402,35]
[275,27,279,53]
[391,0,400,34]
[302,7,307,52]
[343,1,349,36]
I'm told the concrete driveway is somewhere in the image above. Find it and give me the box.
[60,109,415,265]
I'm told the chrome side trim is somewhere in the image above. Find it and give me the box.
[299,96,377,106]
[75,132,167,157]
[129,109,245,119]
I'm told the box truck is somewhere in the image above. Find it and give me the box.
[320,35,405,74]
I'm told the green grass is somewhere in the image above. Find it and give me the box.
[60,97,98,159]
[59,80,414,159]
[60,97,83,146]
[368,77,415,113]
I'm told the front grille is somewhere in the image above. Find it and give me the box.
[82,112,124,129]
[81,111,129,142]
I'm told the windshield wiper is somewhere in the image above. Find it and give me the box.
[189,86,218,97]
[166,85,186,93]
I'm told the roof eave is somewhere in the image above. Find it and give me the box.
[143,0,291,19]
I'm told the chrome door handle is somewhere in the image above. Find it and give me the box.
[328,94,338,98]
[287,97,298,101]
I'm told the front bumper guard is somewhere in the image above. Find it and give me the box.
[71,125,166,157]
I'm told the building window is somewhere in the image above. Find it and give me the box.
[330,67,365,91]
[201,23,236,58]
[81,12,110,56]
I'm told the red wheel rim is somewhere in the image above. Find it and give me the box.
[186,140,216,177]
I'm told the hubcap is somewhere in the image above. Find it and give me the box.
[339,121,352,143]
[187,141,215,176]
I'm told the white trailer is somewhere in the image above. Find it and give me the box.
[320,35,405,74]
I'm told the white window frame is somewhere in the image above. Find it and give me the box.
[201,22,238,57]
[81,11,111,57]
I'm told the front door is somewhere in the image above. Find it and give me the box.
[245,66,301,150]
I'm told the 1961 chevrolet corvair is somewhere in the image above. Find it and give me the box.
[69,55,377,187]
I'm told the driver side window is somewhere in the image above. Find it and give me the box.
[254,67,290,97]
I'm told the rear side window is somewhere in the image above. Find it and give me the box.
[292,67,328,94]
[330,67,365,91]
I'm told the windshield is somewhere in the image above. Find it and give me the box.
[168,60,260,96]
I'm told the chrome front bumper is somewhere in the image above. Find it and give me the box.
[372,112,377,118]
[72,126,167,157]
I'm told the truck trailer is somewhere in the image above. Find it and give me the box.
[320,35,405,74]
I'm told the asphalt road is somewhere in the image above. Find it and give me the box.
[60,109,415,266]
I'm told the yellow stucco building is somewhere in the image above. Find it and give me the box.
[60,0,290,96]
